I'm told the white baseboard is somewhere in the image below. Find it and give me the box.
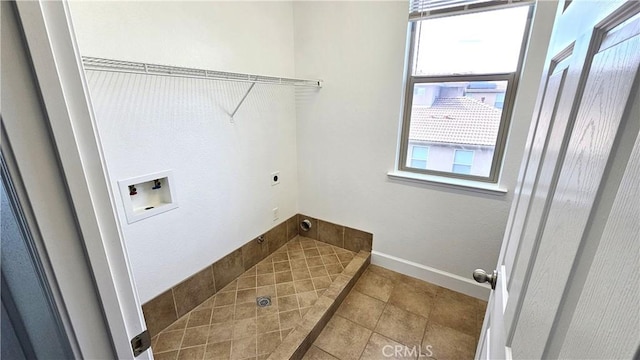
[371,251,490,301]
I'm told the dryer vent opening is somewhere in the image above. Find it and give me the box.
[300,219,312,232]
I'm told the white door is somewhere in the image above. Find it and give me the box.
[3,1,152,358]
[476,1,640,358]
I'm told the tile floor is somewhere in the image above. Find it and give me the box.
[305,265,487,360]
[150,237,356,360]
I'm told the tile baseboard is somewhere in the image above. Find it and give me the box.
[142,214,374,337]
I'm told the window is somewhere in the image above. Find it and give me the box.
[399,1,532,183]
[409,146,429,169]
[453,149,474,174]
[495,93,506,109]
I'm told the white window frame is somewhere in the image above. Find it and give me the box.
[398,3,534,183]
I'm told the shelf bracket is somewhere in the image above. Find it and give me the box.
[230,82,256,122]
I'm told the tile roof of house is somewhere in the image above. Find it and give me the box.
[409,97,502,146]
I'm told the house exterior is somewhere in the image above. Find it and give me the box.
[407,83,505,177]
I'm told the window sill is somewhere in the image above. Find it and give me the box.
[387,170,508,196]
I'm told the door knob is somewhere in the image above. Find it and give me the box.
[473,269,497,290]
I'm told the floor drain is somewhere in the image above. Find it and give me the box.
[256,296,271,307]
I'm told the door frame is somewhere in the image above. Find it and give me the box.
[11,2,149,358]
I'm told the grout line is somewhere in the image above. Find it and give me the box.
[200,292,218,359]
[210,266,217,295]
[358,330,374,360]
[170,288,180,322]
[370,279,393,335]
[295,241,315,321]
[176,312,189,357]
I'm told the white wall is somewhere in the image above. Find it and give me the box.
[293,1,556,298]
[70,0,557,302]
[69,1,298,303]
[69,1,295,77]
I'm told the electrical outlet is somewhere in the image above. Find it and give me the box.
[271,171,280,186]
[273,207,279,221]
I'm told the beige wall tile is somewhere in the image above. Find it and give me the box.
[287,215,299,240]
[344,227,373,253]
[318,221,344,248]
[267,221,288,253]
[213,248,244,291]
[242,237,269,271]
[143,288,178,337]
[173,266,216,317]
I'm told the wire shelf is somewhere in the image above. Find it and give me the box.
[81,57,323,88]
